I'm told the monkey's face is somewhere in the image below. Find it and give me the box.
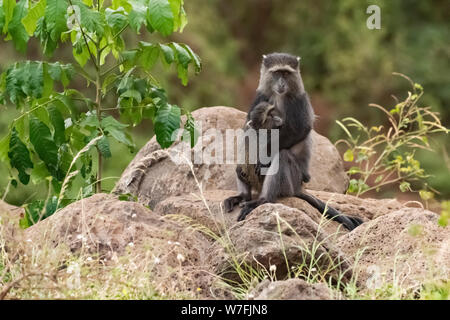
[258,53,303,96]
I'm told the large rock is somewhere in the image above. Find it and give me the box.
[0,200,24,251]
[250,279,334,300]
[24,194,226,299]
[114,106,349,209]
[207,203,354,283]
[337,208,449,290]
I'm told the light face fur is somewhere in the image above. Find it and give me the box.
[257,53,305,96]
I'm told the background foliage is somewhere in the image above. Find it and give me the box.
[1,0,449,207]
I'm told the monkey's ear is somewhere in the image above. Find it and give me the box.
[262,54,267,60]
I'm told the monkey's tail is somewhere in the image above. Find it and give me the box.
[295,192,363,231]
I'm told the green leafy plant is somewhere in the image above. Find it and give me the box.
[336,73,449,197]
[0,0,201,225]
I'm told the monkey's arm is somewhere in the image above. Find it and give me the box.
[247,92,269,122]
[279,93,314,149]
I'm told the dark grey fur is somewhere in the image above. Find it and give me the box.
[224,53,363,231]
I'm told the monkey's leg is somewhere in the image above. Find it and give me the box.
[224,168,252,213]
[237,150,289,221]
[295,192,363,231]
[290,134,312,183]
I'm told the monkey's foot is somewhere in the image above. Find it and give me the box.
[237,203,257,221]
[224,195,245,213]
[237,199,267,221]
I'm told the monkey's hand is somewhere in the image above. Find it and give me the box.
[302,172,311,183]
[255,161,271,176]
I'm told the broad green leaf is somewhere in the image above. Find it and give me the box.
[159,43,174,64]
[177,63,188,86]
[6,61,44,105]
[168,0,186,31]
[112,0,132,11]
[148,0,174,36]
[128,0,147,32]
[154,103,181,149]
[45,0,68,41]
[73,0,104,36]
[8,0,29,53]
[101,116,133,146]
[105,7,128,32]
[29,116,59,179]
[97,135,112,158]
[138,42,160,69]
[22,0,46,36]
[121,89,142,103]
[80,112,100,128]
[57,143,72,175]
[182,112,198,148]
[0,2,5,33]
[35,15,58,56]
[5,61,72,105]
[47,62,75,86]
[31,105,51,127]
[171,42,191,68]
[8,127,33,185]
[30,161,50,184]
[2,0,15,33]
[181,43,201,73]
[72,43,91,67]
[48,105,66,146]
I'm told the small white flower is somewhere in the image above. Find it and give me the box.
[131,214,137,219]
[174,241,181,246]
[311,267,317,272]
[269,265,277,272]
[176,253,185,262]
[168,240,173,245]
[154,257,161,264]
[86,257,93,262]
[248,294,255,299]
[128,242,134,247]
[26,239,32,242]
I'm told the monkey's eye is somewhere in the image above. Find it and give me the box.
[275,70,290,77]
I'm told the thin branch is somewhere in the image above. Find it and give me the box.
[68,0,98,71]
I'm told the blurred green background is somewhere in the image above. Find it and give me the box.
[1,0,449,206]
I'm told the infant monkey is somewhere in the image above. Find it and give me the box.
[237,102,282,193]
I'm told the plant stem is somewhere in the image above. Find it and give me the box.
[96,50,102,193]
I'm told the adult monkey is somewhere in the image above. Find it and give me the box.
[224,53,363,231]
